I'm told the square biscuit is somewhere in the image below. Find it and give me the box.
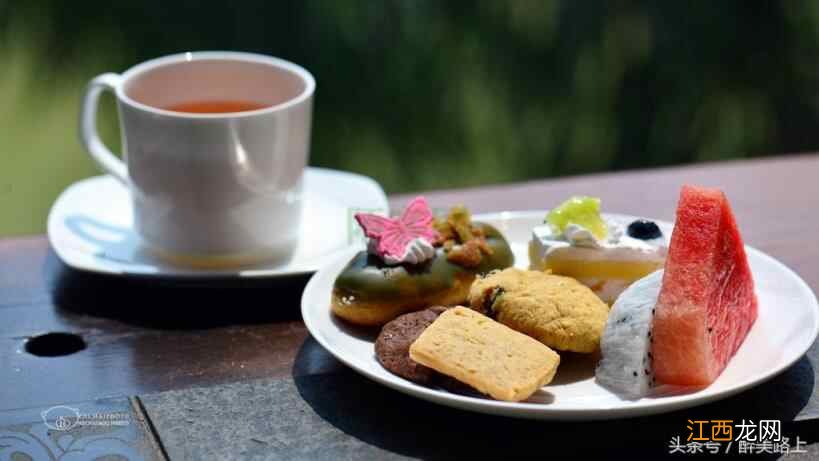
[409,306,560,402]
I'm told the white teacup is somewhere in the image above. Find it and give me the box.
[80,51,315,268]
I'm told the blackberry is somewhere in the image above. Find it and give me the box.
[627,220,662,240]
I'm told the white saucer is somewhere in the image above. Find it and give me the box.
[47,168,389,278]
[301,211,819,420]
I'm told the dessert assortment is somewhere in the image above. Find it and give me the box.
[330,186,758,403]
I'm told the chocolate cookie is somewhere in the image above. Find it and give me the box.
[375,307,447,384]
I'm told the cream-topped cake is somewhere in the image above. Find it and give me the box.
[528,196,668,303]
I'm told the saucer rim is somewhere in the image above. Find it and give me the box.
[47,167,388,280]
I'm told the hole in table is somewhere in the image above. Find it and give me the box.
[24,332,87,357]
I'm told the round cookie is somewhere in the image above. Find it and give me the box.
[332,223,514,326]
[375,307,447,384]
[468,268,609,353]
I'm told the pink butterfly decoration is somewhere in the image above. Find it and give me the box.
[355,196,440,259]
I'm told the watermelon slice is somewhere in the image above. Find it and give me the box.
[652,185,758,386]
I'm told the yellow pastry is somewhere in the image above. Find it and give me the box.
[529,196,667,303]
[409,307,560,402]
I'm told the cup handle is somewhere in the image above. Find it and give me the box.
[79,73,128,184]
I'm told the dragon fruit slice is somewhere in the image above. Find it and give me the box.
[595,270,662,399]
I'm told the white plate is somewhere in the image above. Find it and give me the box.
[47,167,388,278]
[301,211,819,420]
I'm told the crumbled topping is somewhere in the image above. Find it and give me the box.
[432,205,493,267]
[446,240,483,268]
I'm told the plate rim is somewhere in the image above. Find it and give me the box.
[301,210,819,420]
[47,167,389,279]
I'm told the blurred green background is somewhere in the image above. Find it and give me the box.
[2,1,819,236]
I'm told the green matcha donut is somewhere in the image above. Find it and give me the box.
[331,223,514,326]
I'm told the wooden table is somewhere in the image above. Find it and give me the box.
[2,154,818,459]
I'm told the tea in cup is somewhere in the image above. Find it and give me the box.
[79,51,315,267]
